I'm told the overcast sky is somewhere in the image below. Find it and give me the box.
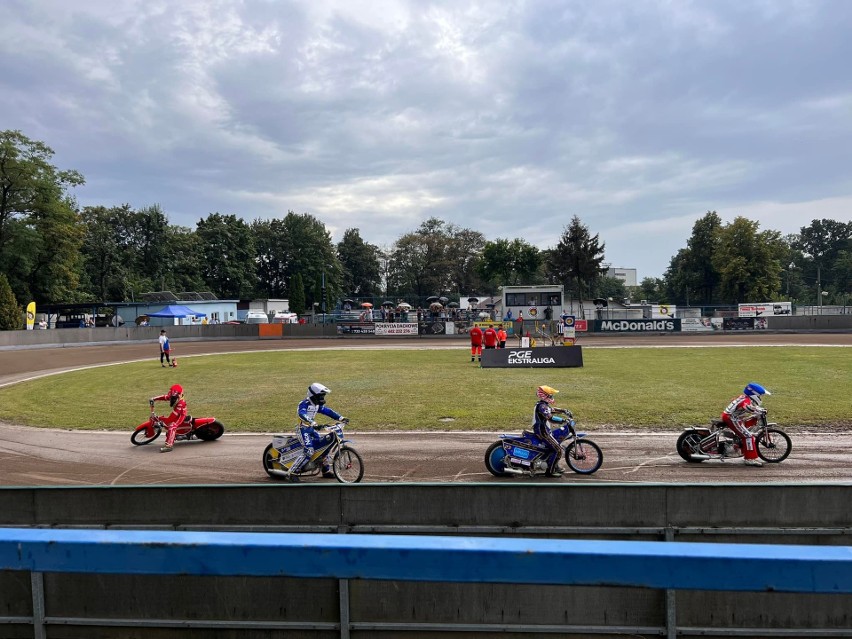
[3,1,851,279]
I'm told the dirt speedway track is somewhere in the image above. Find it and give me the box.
[1,333,851,486]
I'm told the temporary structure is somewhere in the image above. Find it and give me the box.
[147,305,207,318]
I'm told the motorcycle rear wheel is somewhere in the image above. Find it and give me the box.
[262,443,287,479]
[484,441,511,477]
[131,425,161,445]
[756,428,792,463]
[564,439,603,474]
[676,431,705,463]
[332,446,364,483]
[195,419,225,441]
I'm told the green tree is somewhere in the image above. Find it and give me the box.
[253,218,291,298]
[387,218,485,299]
[628,277,665,303]
[713,217,783,303]
[253,212,342,305]
[163,226,206,294]
[289,272,306,315]
[794,219,852,302]
[196,213,257,298]
[477,238,542,290]
[0,131,86,303]
[0,272,21,330]
[337,228,381,297]
[591,276,627,301]
[547,216,607,308]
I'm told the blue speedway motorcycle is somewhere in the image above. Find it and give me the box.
[262,421,364,483]
[485,410,603,477]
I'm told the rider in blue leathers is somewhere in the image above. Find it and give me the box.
[533,385,566,477]
[292,383,348,480]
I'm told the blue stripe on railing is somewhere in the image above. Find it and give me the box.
[2,528,851,593]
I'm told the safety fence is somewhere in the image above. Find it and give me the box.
[2,527,852,639]
[2,483,852,638]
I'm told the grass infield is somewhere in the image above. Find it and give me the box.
[0,347,848,432]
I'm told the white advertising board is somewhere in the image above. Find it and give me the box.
[681,317,714,332]
[738,302,792,318]
[650,304,676,319]
[374,322,418,336]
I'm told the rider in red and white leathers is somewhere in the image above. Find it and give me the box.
[291,383,348,481]
[721,382,771,467]
[150,384,188,453]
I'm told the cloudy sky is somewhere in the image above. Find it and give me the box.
[3,1,851,278]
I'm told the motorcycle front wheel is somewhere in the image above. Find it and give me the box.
[484,441,511,477]
[332,446,364,483]
[564,439,603,474]
[131,425,161,445]
[676,431,706,463]
[756,428,792,463]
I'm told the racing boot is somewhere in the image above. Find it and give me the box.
[744,458,764,467]
[321,463,335,479]
[159,445,173,453]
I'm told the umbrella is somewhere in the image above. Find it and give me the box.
[426,295,440,303]
[360,302,373,308]
[397,302,412,310]
[429,302,443,311]
[381,301,395,307]
[467,296,479,303]
[447,301,459,308]
[343,298,356,305]
[439,296,449,304]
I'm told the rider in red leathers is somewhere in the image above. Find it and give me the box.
[150,384,188,453]
[721,382,771,467]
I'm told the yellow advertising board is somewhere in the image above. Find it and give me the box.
[26,301,36,330]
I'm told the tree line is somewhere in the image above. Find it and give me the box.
[1,130,850,328]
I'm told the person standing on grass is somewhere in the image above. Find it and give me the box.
[483,325,498,351]
[469,324,483,362]
[158,330,172,367]
[497,324,507,348]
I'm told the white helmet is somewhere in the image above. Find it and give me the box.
[307,382,330,405]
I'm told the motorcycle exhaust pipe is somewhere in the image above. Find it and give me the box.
[267,469,293,479]
[690,453,711,460]
[500,466,525,475]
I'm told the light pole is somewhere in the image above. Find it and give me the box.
[786,262,795,297]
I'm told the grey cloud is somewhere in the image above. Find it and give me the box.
[1,0,850,278]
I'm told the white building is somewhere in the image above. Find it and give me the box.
[606,267,638,287]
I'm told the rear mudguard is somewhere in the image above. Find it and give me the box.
[191,416,217,428]
[683,427,712,438]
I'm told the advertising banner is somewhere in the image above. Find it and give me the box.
[651,304,677,318]
[575,319,588,332]
[594,319,681,333]
[723,317,755,330]
[481,345,584,368]
[374,322,418,336]
[738,302,792,317]
[26,302,35,330]
[681,317,714,332]
[337,323,375,335]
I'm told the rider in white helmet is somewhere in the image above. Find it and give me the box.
[291,383,348,481]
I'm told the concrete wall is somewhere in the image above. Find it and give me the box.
[766,314,852,331]
[1,484,851,637]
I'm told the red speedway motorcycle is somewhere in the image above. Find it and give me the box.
[131,404,225,446]
[676,411,791,464]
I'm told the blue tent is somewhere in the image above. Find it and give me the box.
[147,304,207,318]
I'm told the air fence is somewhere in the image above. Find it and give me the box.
[2,483,852,638]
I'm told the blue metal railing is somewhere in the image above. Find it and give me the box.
[3,527,852,593]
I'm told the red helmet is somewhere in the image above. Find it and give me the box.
[168,384,183,407]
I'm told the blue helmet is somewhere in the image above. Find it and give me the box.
[744,382,771,406]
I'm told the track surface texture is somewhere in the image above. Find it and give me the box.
[1,333,850,485]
